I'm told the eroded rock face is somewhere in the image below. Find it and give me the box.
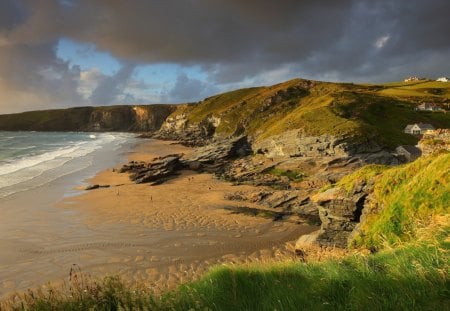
[155,112,221,146]
[254,129,398,165]
[254,131,350,158]
[312,180,373,248]
[181,136,252,170]
[225,190,320,222]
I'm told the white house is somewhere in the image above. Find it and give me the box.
[436,77,449,82]
[415,103,441,111]
[404,123,435,135]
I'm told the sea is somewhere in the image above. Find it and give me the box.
[0,131,137,199]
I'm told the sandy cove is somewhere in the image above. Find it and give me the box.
[64,139,318,291]
[1,139,317,298]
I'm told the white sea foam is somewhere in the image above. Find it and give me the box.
[0,132,133,198]
[0,143,95,177]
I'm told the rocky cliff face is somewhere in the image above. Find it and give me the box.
[254,131,351,158]
[156,110,223,146]
[0,105,176,132]
[252,129,398,165]
[312,180,373,248]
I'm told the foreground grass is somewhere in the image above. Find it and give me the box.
[3,238,448,311]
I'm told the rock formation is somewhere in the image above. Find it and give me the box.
[312,180,373,248]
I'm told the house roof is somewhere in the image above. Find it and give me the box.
[417,123,435,130]
[404,123,435,131]
[397,145,422,156]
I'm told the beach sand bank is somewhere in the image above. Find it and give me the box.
[0,139,317,298]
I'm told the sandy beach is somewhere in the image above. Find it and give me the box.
[0,139,317,298]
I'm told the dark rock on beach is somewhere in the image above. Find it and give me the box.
[120,154,183,184]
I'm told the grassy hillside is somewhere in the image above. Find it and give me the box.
[339,151,450,249]
[169,78,450,148]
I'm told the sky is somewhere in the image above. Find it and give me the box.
[0,0,449,114]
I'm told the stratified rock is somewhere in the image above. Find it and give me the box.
[119,154,183,184]
[225,190,320,222]
[312,179,372,248]
[181,136,252,171]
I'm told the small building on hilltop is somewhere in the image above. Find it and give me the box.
[415,103,441,111]
[404,76,426,82]
[436,77,449,82]
[395,145,422,162]
[404,123,435,135]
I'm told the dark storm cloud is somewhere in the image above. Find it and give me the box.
[0,0,449,113]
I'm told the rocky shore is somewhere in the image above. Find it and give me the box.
[96,130,402,253]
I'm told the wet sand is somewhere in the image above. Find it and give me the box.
[0,139,317,298]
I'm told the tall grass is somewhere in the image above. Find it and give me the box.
[349,152,450,249]
[4,238,448,310]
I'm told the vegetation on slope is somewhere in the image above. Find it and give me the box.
[169,78,450,149]
[345,151,450,249]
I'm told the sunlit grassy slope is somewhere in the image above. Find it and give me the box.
[339,151,450,249]
[170,78,450,148]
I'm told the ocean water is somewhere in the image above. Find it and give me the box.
[0,131,136,198]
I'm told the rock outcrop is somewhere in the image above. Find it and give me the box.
[253,130,398,165]
[418,129,450,155]
[181,136,252,171]
[225,190,319,222]
[119,154,183,184]
[311,179,373,248]
[119,136,252,185]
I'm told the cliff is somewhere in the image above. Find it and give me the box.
[0,104,177,132]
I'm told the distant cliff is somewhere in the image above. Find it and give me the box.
[0,105,177,132]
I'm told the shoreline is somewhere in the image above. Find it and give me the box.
[1,138,317,298]
[60,138,318,292]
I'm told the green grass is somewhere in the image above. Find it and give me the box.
[163,241,449,311]
[269,168,306,182]
[6,238,448,310]
[161,78,450,149]
[350,151,450,249]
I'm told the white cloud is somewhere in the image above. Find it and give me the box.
[77,68,104,99]
[374,35,390,49]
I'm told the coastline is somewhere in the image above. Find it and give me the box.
[1,138,317,298]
